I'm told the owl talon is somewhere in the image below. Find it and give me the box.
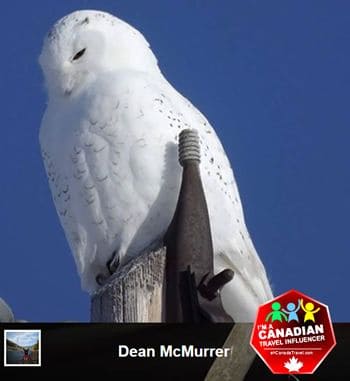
[107,252,120,275]
[96,273,107,285]
[96,252,120,286]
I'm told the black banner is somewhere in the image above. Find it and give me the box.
[0,323,348,379]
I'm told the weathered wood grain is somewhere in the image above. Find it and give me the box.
[91,248,166,322]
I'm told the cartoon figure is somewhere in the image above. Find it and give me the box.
[265,302,288,322]
[282,299,301,322]
[301,299,320,323]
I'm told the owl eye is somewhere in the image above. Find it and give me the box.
[72,48,86,61]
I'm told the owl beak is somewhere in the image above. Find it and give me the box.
[63,75,78,97]
[61,62,76,96]
[63,75,75,96]
[64,88,73,96]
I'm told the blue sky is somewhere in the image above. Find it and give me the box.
[0,1,349,322]
[6,331,39,347]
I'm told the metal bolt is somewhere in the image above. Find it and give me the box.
[198,269,235,301]
[179,129,201,166]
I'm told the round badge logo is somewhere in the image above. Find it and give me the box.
[250,289,336,374]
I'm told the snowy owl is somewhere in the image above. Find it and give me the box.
[39,10,273,321]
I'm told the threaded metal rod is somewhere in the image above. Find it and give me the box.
[179,129,201,166]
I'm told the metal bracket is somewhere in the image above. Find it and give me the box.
[165,129,234,322]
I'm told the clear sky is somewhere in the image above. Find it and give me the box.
[6,331,39,347]
[0,1,349,322]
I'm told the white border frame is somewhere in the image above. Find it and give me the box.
[3,329,41,367]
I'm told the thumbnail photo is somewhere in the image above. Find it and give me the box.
[4,329,41,367]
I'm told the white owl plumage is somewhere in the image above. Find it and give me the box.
[0,297,14,322]
[39,10,272,321]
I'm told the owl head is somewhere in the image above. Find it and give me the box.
[39,10,160,98]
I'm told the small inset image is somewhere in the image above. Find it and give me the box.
[4,329,41,367]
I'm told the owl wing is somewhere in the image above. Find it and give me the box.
[40,88,135,290]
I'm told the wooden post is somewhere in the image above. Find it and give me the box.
[205,324,256,381]
[91,248,166,322]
